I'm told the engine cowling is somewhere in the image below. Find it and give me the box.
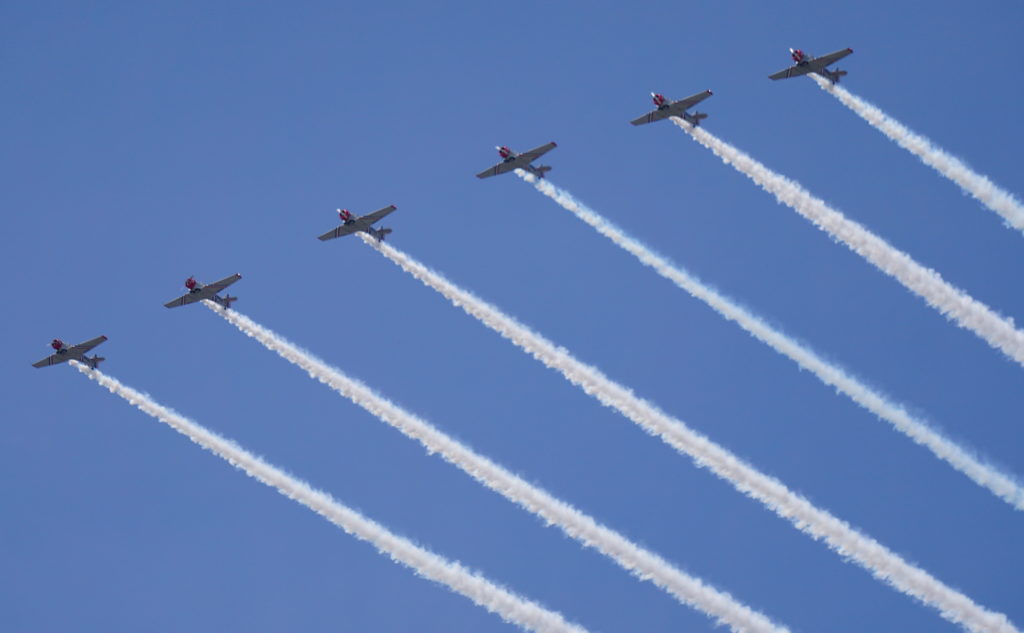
[497,146,513,159]
[51,338,64,351]
[652,93,667,107]
[185,277,198,291]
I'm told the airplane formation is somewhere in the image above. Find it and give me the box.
[31,46,854,368]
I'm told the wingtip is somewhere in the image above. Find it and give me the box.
[100,335,108,341]
[551,141,558,147]
[707,89,713,95]
[848,47,854,52]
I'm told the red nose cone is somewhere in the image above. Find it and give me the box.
[51,339,63,350]
[185,277,197,290]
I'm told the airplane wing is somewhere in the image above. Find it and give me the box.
[358,205,398,226]
[476,161,517,179]
[164,291,203,308]
[630,109,671,126]
[671,90,713,111]
[32,352,65,368]
[318,223,362,241]
[68,335,108,356]
[812,48,853,68]
[769,64,814,80]
[515,142,557,164]
[201,273,242,295]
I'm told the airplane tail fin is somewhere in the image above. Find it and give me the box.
[830,69,847,83]
[683,112,708,127]
[534,165,552,178]
[373,227,393,241]
[87,356,105,369]
[221,295,238,309]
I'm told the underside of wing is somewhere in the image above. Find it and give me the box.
[516,142,557,163]
[32,353,63,368]
[476,162,515,179]
[164,292,202,308]
[630,109,668,126]
[203,273,243,295]
[769,64,812,80]
[318,223,360,241]
[358,205,397,226]
[813,48,853,68]
[69,335,108,355]
[671,90,713,111]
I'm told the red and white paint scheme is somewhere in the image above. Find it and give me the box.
[317,205,397,242]
[165,273,242,309]
[476,142,557,179]
[769,47,852,84]
[32,335,108,368]
[630,90,713,127]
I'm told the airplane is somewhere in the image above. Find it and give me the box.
[630,90,713,126]
[32,335,107,369]
[164,273,242,309]
[769,47,853,83]
[318,205,397,242]
[476,142,557,179]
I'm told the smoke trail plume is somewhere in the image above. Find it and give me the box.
[362,239,1019,633]
[71,361,591,633]
[516,170,1024,511]
[810,75,1024,231]
[671,118,1024,368]
[205,302,787,633]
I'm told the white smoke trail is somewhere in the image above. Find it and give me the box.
[71,361,590,633]
[810,75,1024,231]
[362,239,1019,633]
[671,117,1024,368]
[516,170,1024,511]
[205,302,787,633]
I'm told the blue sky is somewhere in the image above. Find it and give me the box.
[3,2,1022,632]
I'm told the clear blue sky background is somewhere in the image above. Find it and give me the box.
[3,2,1022,632]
